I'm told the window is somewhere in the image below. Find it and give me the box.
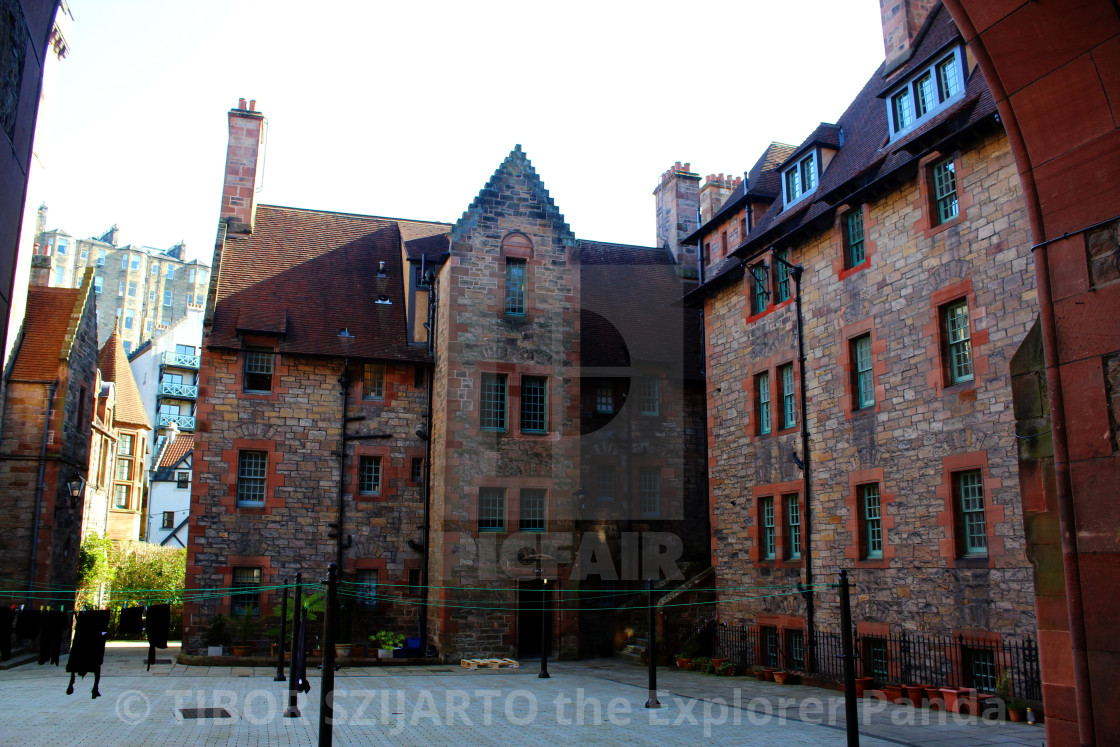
[750,263,769,314]
[774,248,791,303]
[865,637,889,680]
[124,309,135,330]
[231,567,261,616]
[480,373,507,430]
[80,247,87,260]
[414,366,426,389]
[94,276,103,294]
[761,626,780,668]
[187,293,193,306]
[121,254,128,270]
[97,249,106,266]
[115,457,131,481]
[119,434,133,455]
[118,280,125,296]
[165,372,184,386]
[520,375,547,433]
[148,290,155,303]
[519,488,546,531]
[779,363,796,430]
[130,254,140,270]
[189,268,196,282]
[56,240,67,256]
[785,494,801,559]
[851,335,874,410]
[113,484,130,509]
[932,157,958,224]
[166,265,175,279]
[358,456,382,495]
[505,258,526,315]
[478,487,505,531]
[164,289,173,307]
[783,151,817,205]
[845,210,865,267]
[965,647,997,692]
[145,321,152,333]
[596,465,615,501]
[887,48,965,137]
[786,629,806,671]
[415,265,431,287]
[162,511,175,529]
[410,457,424,484]
[356,569,378,608]
[123,341,131,354]
[237,450,267,506]
[639,467,660,516]
[861,484,883,559]
[756,372,771,435]
[760,497,775,560]
[363,363,385,400]
[595,380,614,414]
[942,300,973,384]
[720,231,728,256]
[243,349,273,392]
[176,344,195,356]
[151,263,158,275]
[53,267,66,285]
[638,378,659,416]
[176,471,190,489]
[956,470,986,556]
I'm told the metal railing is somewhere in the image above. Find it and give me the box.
[158,381,198,398]
[158,413,196,429]
[161,351,200,368]
[680,622,1041,701]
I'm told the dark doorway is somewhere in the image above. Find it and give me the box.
[518,579,544,659]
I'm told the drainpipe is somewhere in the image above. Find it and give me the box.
[335,360,352,571]
[420,269,439,647]
[28,380,58,606]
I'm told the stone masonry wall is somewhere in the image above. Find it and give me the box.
[707,127,1039,640]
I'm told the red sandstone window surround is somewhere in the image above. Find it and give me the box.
[221,439,284,512]
[936,452,1005,567]
[916,150,972,238]
[924,279,988,395]
[501,232,533,319]
[750,481,802,567]
[843,468,895,568]
[839,320,886,418]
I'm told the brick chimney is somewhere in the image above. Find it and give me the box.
[220,98,265,234]
[29,255,51,287]
[652,162,701,275]
[880,0,937,72]
[699,173,742,224]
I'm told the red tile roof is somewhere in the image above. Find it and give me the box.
[98,330,151,429]
[210,205,449,361]
[8,286,86,382]
[159,433,193,468]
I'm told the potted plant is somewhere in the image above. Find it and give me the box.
[773,670,790,685]
[692,656,713,674]
[675,653,693,670]
[716,661,736,677]
[231,609,258,657]
[204,614,232,657]
[995,671,1027,721]
[370,630,405,658]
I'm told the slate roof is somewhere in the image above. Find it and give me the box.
[98,330,151,429]
[8,286,86,382]
[689,3,998,301]
[209,205,449,361]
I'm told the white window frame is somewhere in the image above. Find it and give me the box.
[886,46,966,140]
[783,150,818,208]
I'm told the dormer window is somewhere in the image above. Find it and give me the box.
[783,151,817,208]
[887,47,965,139]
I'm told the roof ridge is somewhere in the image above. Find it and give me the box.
[257,203,451,227]
[59,267,95,369]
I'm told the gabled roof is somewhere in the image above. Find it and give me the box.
[209,205,448,361]
[159,434,193,469]
[98,330,151,429]
[451,145,576,248]
[7,286,87,382]
[777,123,842,169]
[405,233,449,263]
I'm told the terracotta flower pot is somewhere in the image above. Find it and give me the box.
[925,686,944,710]
[763,668,776,681]
[676,657,692,670]
[711,657,729,668]
[232,645,253,657]
[883,684,904,704]
[1008,706,1027,722]
[854,677,874,698]
[773,671,789,685]
[904,684,927,706]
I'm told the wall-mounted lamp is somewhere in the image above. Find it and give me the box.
[66,474,86,510]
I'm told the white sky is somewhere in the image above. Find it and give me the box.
[31,0,887,264]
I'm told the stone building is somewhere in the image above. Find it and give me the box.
[32,205,210,353]
[183,101,707,659]
[0,267,96,602]
[684,0,1038,679]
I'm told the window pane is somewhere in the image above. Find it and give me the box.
[934,158,958,224]
[853,335,874,409]
[520,376,547,433]
[862,484,883,558]
[115,457,131,481]
[774,249,791,303]
[780,364,797,429]
[914,72,934,117]
[785,494,801,559]
[113,484,130,509]
[519,488,546,531]
[761,497,775,559]
[800,154,815,192]
[237,451,267,506]
[758,372,771,434]
[363,363,385,400]
[231,567,261,616]
[639,378,659,416]
[244,350,273,392]
[785,169,800,202]
[937,55,961,100]
[119,434,133,456]
[480,373,507,430]
[596,380,614,414]
[505,258,526,315]
[945,300,974,383]
[478,487,505,531]
[751,263,769,314]
[596,465,615,501]
[639,467,660,516]
[411,457,424,483]
[358,456,381,494]
[846,210,865,267]
[357,569,378,607]
[958,470,986,554]
[892,88,913,131]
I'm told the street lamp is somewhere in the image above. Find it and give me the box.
[66,474,86,509]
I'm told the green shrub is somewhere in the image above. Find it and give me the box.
[692,656,713,674]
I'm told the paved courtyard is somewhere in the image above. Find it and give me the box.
[0,642,1045,746]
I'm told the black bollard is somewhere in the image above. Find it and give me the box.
[539,578,550,678]
[275,578,288,681]
[839,570,859,747]
[319,563,338,746]
[284,572,303,717]
[645,579,660,708]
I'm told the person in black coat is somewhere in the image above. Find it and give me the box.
[66,610,110,698]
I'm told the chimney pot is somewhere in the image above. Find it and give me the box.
[684,163,690,172]
[249,99,257,111]
[238,97,247,110]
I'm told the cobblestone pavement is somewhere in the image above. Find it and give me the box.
[0,643,1046,746]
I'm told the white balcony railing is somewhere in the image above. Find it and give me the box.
[161,351,200,368]
[158,381,198,398]
[159,413,196,430]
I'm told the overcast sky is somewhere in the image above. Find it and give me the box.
[29,0,886,265]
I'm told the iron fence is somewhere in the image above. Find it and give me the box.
[684,622,1040,701]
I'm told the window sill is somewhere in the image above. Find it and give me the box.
[954,555,989,569]
[837,259,869,281]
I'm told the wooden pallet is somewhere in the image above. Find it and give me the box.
[460,658,520,670]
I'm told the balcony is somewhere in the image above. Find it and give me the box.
[158,381,198,399]
[162,351,200,369]
[158,413,196,430]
